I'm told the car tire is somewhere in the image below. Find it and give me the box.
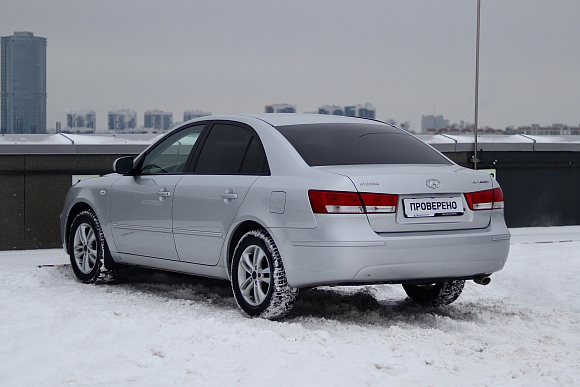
[402,280,465,306]
[69,209,116,284]
[231,229,298,320]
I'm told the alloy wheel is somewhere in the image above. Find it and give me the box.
[73,222,98,274]
[237,244,272,306]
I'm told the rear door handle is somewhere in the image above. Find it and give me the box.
[221,189,238,203]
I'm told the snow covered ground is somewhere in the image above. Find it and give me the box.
[1,226,579,386]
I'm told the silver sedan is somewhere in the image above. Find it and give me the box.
[60,114,510,319]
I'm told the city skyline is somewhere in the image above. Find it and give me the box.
[59,104,377,132]
[1,1,579,132]
[60,106,580,135]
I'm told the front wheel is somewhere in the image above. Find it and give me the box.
[402,280,465,306]
[231,229,298,320]
[69,209,115,284]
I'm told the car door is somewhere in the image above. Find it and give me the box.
[173,122,269,265]
[109,124,206,260]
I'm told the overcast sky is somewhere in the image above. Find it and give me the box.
[2,0,579,131]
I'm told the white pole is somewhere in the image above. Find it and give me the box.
[473,0,481,169]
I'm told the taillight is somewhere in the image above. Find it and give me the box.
[359,193,398,213]
[308,190,398,214]
[308,191,364,213]
[464,187,504,211]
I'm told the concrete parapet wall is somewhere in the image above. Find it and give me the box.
[0,153,139,250]
[1,133,579,250]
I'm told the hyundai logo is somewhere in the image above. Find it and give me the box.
[426,179,441,189]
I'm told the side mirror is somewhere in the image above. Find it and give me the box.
[113,156,134,175]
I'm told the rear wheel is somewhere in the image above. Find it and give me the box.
[69,209,116,284]
[402,280,465,306]
[231,229,298,319]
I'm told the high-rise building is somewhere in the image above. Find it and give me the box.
[265,104,296,113]
[144,109,173,131]
[66,109,96,131]
[318,105,344,115]
[322,104,376,119]
[184,109,211,121]
[354,103,376,119]
[1,32,47,134]
[421,115,449,133]
[108,109,137,131]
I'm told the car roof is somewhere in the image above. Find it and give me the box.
[198,113,385,128]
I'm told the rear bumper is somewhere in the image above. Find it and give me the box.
[271,211,510,288]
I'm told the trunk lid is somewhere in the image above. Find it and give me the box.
[316,164,494,233]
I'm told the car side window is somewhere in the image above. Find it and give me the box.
[195,123,265,175]
[239,137,268,174]
[140,125,205,174]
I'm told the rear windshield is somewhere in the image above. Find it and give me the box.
[275,123,451,166]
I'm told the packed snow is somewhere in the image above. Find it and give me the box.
[1,226,579,386]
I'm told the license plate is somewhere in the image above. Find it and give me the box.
[403,197,464,218]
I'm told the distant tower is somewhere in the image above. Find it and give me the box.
[108,109,137,131]
[265,104,296,113]
[355,103,376,119]
[1,32,47,134]
[184,109,211,121]
[318,105,344,115]
[421,115,449,133]
[144,109,173,131]
[344,104,375,119]
[66,109,96,131]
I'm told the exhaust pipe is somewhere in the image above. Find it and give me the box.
[473,275,491,286]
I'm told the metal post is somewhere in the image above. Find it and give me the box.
[473,0,481,169]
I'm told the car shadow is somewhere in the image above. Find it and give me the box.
[112,266,237,309]
[61,265,518,326]
[287,287,486,326]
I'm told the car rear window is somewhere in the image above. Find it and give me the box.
[275,123,451,166]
